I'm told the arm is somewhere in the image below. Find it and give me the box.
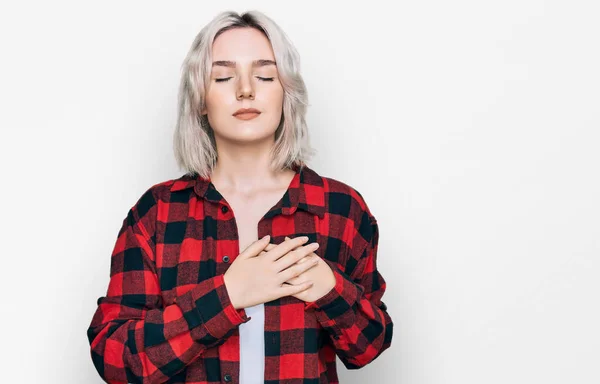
[305,210,393,369]
[87,188,249,383]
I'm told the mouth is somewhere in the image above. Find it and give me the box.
[233,112,261,120]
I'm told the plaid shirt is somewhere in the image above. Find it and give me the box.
[87,164,393,384]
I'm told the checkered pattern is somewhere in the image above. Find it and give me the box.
[87,164,393,383]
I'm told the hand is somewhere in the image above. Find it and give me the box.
[223,235,321,309]
[260,236,336,303]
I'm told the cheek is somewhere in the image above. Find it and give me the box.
[268,84,284,110]
[205,89,230,113]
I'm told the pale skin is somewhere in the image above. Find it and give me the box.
[200,27,335,310]
[259,237,335,303]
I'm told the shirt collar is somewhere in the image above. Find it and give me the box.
[169,164,326,219]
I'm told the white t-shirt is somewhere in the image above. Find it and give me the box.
[238,302,265,384]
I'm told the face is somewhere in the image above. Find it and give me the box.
[201,27,284,145]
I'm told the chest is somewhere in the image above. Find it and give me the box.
[226,190,284,253]
[154,190,354,303]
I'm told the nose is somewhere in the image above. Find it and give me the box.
[236,73,255,100]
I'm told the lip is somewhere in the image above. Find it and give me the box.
[234,112,260,120]
[233,108,261,120]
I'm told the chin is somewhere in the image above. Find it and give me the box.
[221,129,276,143]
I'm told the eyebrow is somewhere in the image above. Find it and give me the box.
[212,59,277,68]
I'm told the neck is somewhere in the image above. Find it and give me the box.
[210,137,293,195]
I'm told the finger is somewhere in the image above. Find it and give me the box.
[284,237,314,263]
[285,275,302,285]
[278,256,319,283]
[295,254,314,264]
[274,243,318,271]
[265,236,310,262]
[283,278,311,286]
[259,243,276,256]
[284,236,301,250]
[279,281,313,297]
[239,235,271,258]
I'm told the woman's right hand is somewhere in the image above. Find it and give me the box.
[223,235,320,309]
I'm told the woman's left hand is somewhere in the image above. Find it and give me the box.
[260,236,336,302]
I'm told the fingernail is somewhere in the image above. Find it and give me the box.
[263,235,270,240]
[302,236,309,241]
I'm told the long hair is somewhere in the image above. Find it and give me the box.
[173,10,316,179]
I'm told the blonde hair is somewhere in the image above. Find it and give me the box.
[173,10,316,179]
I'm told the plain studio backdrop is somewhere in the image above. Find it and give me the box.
[0,0,599,383]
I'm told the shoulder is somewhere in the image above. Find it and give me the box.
[319,170,375,213]
[121,175,194,238]
[319,173,377,229]
[318,173,379,263]
[127,174,195,218]
[323,176,370,208]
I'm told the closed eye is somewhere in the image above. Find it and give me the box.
[215,77,275,82]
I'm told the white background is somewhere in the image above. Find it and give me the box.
[1,0,599,383]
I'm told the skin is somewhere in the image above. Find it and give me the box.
[202,27,335,308]
[261,237,337,303]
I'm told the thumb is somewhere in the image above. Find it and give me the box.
[239,235,271,258]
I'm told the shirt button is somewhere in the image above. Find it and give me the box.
[223,374,232,382]
[221,206,229,213]
[222,255,230,263]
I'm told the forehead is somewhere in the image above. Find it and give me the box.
[212,27,275,62]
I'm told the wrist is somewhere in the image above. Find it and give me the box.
[325,269,336,291]
[223,272,241,309]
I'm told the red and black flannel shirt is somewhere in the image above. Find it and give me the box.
[87,164,393,384]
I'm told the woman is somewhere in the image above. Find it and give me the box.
[87,10,393,384]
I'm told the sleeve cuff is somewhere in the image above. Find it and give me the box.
[304,262,363,322]
[176,275,249,340]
